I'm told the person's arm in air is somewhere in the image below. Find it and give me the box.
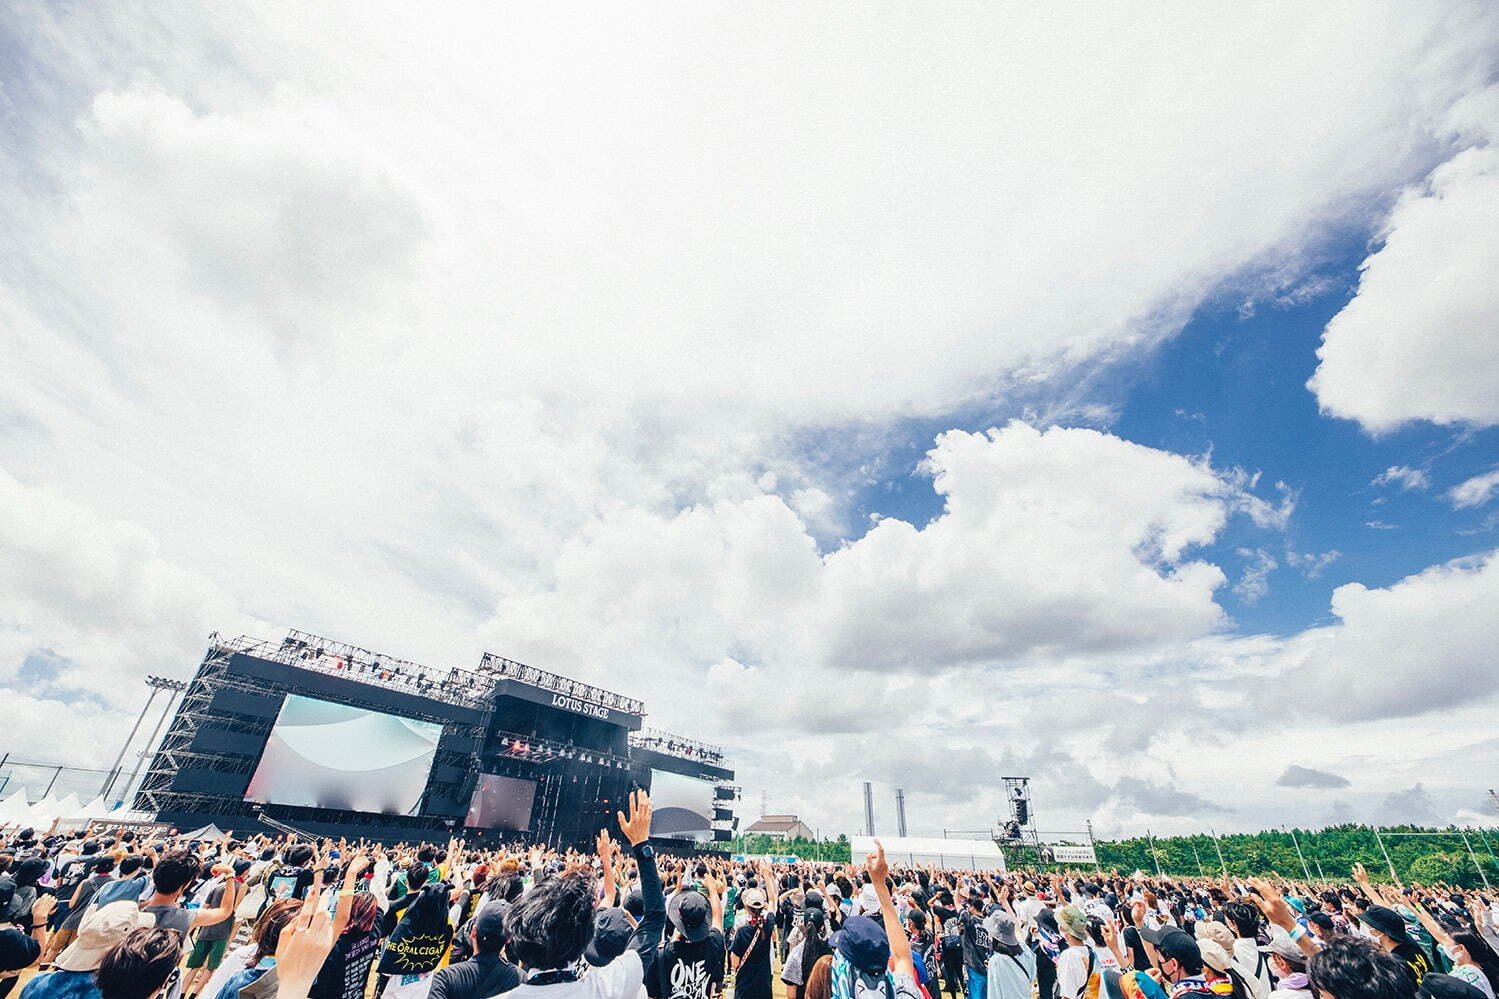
[706,874,726,933]
[868,841,914,981]
[620,791,665,958]
[332,856,370,939]
[190,869,244,929]
[596,830,619,909]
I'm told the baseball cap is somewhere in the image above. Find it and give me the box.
[741,888,767,910]
[474,906,507,951]
[1359,905,1411,943]
[831,915,890,976]
[1142,926,1202,971]
[670,890,713,943]
[56,901,152,973]
[585,907,634,967]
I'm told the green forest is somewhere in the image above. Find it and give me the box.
[729,824,1499,888]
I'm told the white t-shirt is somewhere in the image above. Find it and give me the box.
[510,950,647,999]
[1056,945,1097,999]
[1232,938,1271,999]
[1013,898,1044,936]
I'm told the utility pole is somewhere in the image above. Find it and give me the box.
[1210,827,1228,876]
[1459,828,1492,890]
[895,788,909,838]
[102,678,174,800]
[1373,827,1398,881]
[1191,841,1205,876]
[863,782,876,837]
[1285,825,1313,881]
[118,681,183,808]
[1147,828,1163,876]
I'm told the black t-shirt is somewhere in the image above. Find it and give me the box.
[732,916,773,975]
[959,912,991,973]
[1121,926,1151,972]
[1390,941,1432,990]
[659,931,726,999]
[778,896,801,933]
[309,928,384,999]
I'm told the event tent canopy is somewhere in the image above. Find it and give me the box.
[849,835,1006,871]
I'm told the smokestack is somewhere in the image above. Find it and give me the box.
[895,787,908,837]
[863,781,876,836]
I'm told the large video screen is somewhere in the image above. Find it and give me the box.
[649,769,715,841]
[245,695,442,815]
[465,774,537,831]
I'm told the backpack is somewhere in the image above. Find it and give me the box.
[941,917,963,954]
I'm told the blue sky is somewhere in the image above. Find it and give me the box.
[853,239,1499,640]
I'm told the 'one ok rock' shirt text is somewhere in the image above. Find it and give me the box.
[656,932,725,999]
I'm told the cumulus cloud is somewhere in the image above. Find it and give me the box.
[1374,783,1445,826]
[1310,91,1499,431]
[1276,765,1352,789]
[1287,551,1499,721]
[1448,469,1499,509]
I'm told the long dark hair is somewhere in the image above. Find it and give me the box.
[800,908,832,978]
[1455,932,1499,993]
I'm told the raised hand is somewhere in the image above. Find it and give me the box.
[867,839,889,885]
[617,789,653,846]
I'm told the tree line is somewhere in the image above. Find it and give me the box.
[729,823,1499,887]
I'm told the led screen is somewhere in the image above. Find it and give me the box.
[649,769,715,841]
[244,694,442,815]
[465,774,537,831]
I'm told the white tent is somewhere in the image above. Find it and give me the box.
[28,794,64,826]
[78,796,111,820]
[55,793,83,818]
[0,788,31,826]
[849,835,1006,871]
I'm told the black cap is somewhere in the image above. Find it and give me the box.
[585,907,634,967]
[474,906,507,952]
[0,929,40,973]
[1358,906,1411,944]
[670,891,712,943]
[1141,927,1202,971]
[1420,974,1489,999]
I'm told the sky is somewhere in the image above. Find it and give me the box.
[2,1,1499,841]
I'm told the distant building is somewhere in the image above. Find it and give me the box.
[745,814,816,840]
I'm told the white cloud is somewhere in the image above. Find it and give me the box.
[1371,465,1431,491]
[1310,90,1499,431]
[1448,468,1499,509]
[1286,551,1499,722]
[2,1,1499,837]
[1233,548,1278,603]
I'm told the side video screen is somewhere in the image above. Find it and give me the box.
[244,694,442,816]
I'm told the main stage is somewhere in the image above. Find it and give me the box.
[134,630,736,849]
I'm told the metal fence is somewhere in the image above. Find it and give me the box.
[0,758,119,804]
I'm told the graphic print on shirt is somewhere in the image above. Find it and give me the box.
[669,956,713,999]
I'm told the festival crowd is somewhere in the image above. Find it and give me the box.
[0,792,1496,999]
